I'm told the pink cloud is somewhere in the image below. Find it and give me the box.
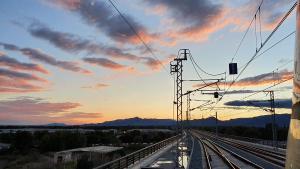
[81,83,109,90]
[0,42,91,75]
[0,97,101,124]
[193,70,293,88]
[0,53,49,74]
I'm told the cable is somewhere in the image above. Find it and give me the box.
[108,0,169,74]
[256,31,296,58]
[189,54,226,76]
[221,2,297,101]
[237,30,295,71]
[259,6,263,46]
[231,0,264,62]
[189,54,209,87]
[217,60,293,119]
[211,26,295,114]
[242,76,292,100]
[255,14,258,51]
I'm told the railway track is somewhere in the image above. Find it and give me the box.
[191,130,285,169]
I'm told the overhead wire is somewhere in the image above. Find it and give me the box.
[189,54,226,76]
[188,53,209,87]
[255,14,258,51]
[203,1,296,120]
[210,2,297,112]
[236,30,295,72]
[227,2,296,92]
[242,76,292,100]
[259,6,263,46]
[217,58,293,119]
[230,0,264,62]
[108,0,169,74]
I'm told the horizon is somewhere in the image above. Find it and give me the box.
[0,113,291,126]
[0,0,295,125]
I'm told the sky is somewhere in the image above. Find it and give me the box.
[0,0,297,125]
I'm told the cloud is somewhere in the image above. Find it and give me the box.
[49,0,157,45]
[224,99,292,109]
[27,22,170,71]
[0,53,49,74]
[142,54,175,71]
[0,60,47,93]
[233,0,294,31]
[232,70,293,87]
[145,4,167,16]
[144,0,293,44]
[81,83,109,89]
[28,22,141,60]
[278,85,292,91]
[193,70,293,88]
[0,42,91,74]
[144,0,226,43]
[0,67,47,93]
[0,97,102,124]
[0,77,45,93]
[147,0,222,30]
[0,96,80,115]
[221,90,256,95]
[83,57,135,72]
[0,68,46,82]
[61,111,102,119]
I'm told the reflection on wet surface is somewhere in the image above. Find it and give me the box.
[148,139,191,169]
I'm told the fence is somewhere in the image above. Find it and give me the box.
[93,135,178,169]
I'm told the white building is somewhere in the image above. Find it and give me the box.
[54,146,123,165]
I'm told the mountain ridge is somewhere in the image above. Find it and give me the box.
[86,114,291,127]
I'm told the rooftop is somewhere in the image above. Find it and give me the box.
[56,146,123,154]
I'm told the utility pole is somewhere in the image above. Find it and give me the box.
[186,92,190,130]
[263,91,277,148]
[286,1,300,168]
[170,49,188,168]
[216,112,218,137]
[266,91,277,148]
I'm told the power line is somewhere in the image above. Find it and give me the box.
[216,59,293,119]
[108,0,169,74]
[256,31,296,58]
[188,54,209,87]
[242,76,292,100]
[237,30,295,71]
[190,54,225,76]
[212,2,297,110]
[199,1,296,119]
[231,0,264,62]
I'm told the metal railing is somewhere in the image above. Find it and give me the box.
[93,135,178,169]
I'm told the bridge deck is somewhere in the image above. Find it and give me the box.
[188,136,203,169]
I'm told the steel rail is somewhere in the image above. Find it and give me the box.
[196,130,286,167]
[196,135,237,169]
[205,137,264,169]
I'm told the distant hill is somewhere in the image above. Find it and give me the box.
[189,113,290,127]
[94,117,175,126]
[46,123,67,126]
[92,114,291,127]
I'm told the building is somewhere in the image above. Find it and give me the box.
[54,146,123,166]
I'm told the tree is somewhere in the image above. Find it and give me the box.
[13,131,33,154]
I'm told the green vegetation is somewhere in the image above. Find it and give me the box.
[0,129,174,169]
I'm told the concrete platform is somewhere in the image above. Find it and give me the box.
[188,136,203,169]
[130,141,177,169]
